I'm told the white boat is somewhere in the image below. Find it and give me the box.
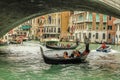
[91,49,118,54]
[96,45,111,53]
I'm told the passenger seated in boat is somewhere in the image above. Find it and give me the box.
[69,50,81,58]
[69,51,76,58]
[63,51,69,59]
[67,44,70,48]
[75,50,81,57]
[101,42,106,49]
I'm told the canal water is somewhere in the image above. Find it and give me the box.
[0,41,120,80]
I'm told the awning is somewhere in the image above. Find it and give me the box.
[21,25,32,29]
[114,19,120,24]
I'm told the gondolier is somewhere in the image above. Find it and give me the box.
[84,36,90,52]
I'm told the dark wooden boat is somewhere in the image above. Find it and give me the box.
[0,42,7,46]
[46,44,78,50]
[40,46,90,64]
[10,40,21,44]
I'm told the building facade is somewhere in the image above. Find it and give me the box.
[107,16,116,44]
[68,11,108,43]
[60,11,70,41]
[114,19,120,44]
[42,12,61,41]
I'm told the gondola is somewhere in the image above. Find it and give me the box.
[0,42,7,46]
[46,44,78,50]
[9,40,21,44]
[40,46,90,64]
[0,42,8,46]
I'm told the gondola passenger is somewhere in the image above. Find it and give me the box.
[70,50,81,58]
[75,50,81,57]
[69,51,76,58]
[63,51,69,59]
[67,44,70,48]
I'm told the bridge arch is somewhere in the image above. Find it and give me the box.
[0,0,120,37]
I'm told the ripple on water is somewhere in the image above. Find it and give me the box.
[0,42,120,80]
[87,50,120,72]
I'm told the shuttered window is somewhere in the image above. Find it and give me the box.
[96,13,100,22]
[89,12,92,21]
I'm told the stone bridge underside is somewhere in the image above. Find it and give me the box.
[0,0,120,37]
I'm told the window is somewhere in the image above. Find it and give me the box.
[47,28,48,32]
[88,23,92,30]
[108,26,112,30]
[89,33,91,39]
[102,33,105,39]
[54,28,56,32]
[58,28,60,33]
[58,18,60,25]
[119,25,120,31]
[109,16,112,20]
[108,33,111,39]
[103,23,106,30]
[5,36,7,39]
[96,33,98,39]
[48,15,52,24]
[96,13,100,22]
[79,15,83,21]
[24,32,26,35]
[89,12,93,21]
[103,15,107,22]
[96,23,99,30]
[44,28,46,32]
[51,28,53,32]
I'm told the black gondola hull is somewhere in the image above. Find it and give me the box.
[40,47,87,64]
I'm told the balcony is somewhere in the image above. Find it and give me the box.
[74,11,85,15]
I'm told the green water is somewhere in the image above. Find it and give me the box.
[0,42,120,80]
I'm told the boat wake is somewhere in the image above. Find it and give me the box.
[86,49,120,71]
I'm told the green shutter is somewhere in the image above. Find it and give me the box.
[79,15,83,21]
[89,12,92,21]
[96,13,99,22]
[103,15,107,22]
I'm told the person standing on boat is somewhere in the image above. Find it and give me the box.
[76,38,79,46]
[84,36,90,53]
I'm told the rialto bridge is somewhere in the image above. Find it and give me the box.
[0,0,120,37]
